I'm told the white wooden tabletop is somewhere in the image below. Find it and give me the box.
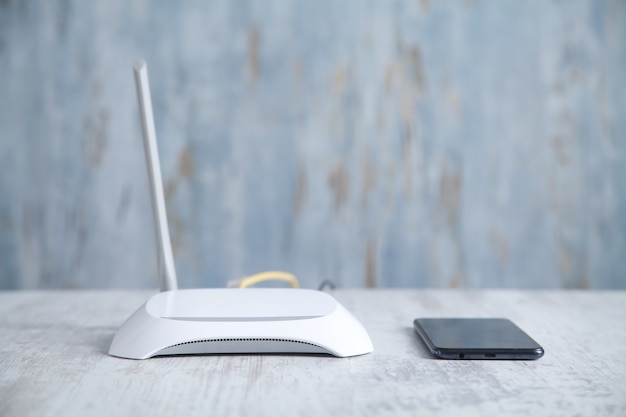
[1,290,625,417]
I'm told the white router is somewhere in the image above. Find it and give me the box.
[108,60,374,359]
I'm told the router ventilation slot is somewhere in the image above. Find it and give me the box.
[164,338,322,350]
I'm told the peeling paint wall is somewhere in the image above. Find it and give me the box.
[0,1,625,289]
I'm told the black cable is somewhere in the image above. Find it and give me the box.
[317,280,336,291]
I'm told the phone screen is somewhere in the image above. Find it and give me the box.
[413,318,544,360]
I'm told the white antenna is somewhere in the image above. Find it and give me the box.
[133,60,178,292]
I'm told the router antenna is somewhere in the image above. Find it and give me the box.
[133,60,178,292]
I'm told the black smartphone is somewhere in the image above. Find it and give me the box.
[413,318,544,360]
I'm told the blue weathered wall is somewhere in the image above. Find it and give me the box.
[0,1,625,289]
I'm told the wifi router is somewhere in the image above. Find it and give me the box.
[108,60,373,359]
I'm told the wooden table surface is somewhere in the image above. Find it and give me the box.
[1,290,625,417]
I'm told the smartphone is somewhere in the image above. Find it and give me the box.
[413,318,544,360]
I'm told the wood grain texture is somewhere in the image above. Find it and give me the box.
[1,290,625,417]
[0,1,625,289]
